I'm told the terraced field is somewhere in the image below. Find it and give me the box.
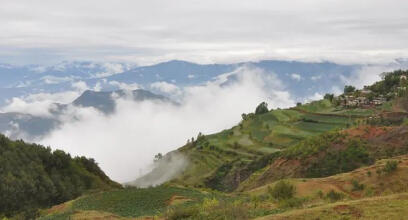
[169,100,378,188]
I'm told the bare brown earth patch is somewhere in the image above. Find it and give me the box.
[167,195,193,206]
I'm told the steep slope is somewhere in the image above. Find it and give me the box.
[0,134,121,218]
[162,100,375,191]
[258,193,408,220]
[254,155,408,220]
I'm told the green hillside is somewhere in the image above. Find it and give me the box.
[34,69,408,219]
[170,99,375,191]
[0,135,121,219]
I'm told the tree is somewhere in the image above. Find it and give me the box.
[0,134,119,217]
[344,85,356,94]
[154,153,163,162]
[268,181,296,200]
[324,93,334,102]
[255,102,268,115]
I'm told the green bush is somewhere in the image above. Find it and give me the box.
[351,179,365,191]
[278,197,306,209]
[166,206,200,220]
[306,139,373,178]
[166,199,249,220]
[383,160,398,174]
[325,190,344,202]
[268,181,296,200]
[255,102,269,115]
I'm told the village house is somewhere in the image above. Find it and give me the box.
[339,89,386,107]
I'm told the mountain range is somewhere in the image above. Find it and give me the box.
[0,89,172,140]
[4,59,404,106]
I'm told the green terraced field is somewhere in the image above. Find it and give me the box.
[173,100,374,188]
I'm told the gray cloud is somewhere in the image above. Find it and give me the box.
[0,0,407,65]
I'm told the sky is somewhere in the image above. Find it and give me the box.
[1,0,408,182]
[1,0,407,65]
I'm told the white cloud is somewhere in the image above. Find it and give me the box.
[311,75,322,81]
[72,81,89,91]
[150,81,181,94]
[340,64,404,89]
[41,75,77,84]
[108,80,140,90]
[1,81,89,117]
[0,0,407,65]
[305,92,323,102]
[91,63,126,78]
[290,73,302,81]
[38,66,295,182]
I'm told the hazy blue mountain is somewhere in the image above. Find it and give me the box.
[0,89,173,139]
[4,59,406,106]
[106,60,236,85]
[72,89,172,114]
[0,112,58,140]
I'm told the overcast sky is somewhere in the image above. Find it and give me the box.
[1,0,407,65]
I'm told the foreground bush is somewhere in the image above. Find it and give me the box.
[268,181,296,200]
[383,160,398,174]
[326,190,344,202]
[166,198,249,220]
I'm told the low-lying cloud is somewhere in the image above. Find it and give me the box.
[4,66,294,183]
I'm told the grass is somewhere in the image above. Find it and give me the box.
[40,186,222,219]
[174,101,369,189]
[257,193,408,220]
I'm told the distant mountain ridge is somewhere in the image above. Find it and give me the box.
[3,59,400,106]
[72,89,173,114]
[0,89,173,140]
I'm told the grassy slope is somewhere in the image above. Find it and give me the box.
[249,155,408,220]
[172,99,370,188]
[257,193,408,220]
[248,155,408,199]
[39,98,408,219]
[41,155,408,219]
[39,186,224,219]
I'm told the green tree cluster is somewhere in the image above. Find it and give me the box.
[255,102,269,115]
[0,134,120,217]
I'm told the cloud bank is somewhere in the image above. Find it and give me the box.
[0,0,407,65]
[26,67,294,182]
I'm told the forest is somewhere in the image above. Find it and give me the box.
[0,134,120,218]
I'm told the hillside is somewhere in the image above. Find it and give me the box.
[0,134,121,219]
[160,99,378,191]
[36,69,408,219]
[153,70,408,192]
[40,154,408,219]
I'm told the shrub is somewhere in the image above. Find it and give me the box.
[383,160,398,174]
[166,206,199,220]
[278,197,306,209]
[268,181,296,200]
[325,190,344,202]
[317,190,324,199]
[351,179,365,191]
[255,102,269,115]
[364,187,374,197]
